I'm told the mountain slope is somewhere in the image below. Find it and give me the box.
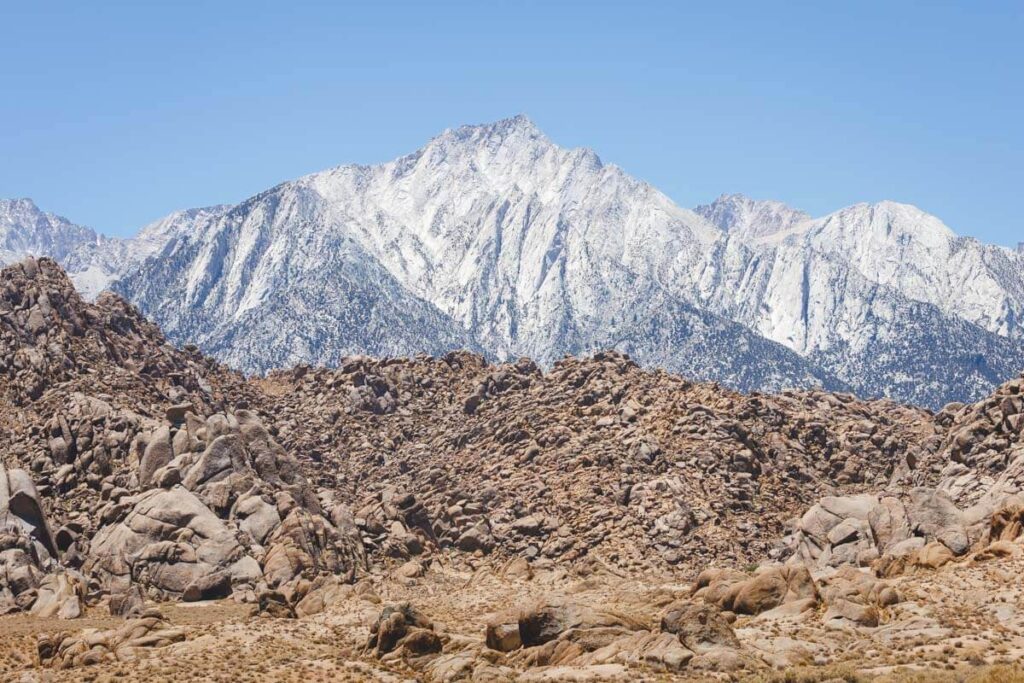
[697,195,1024,345]
[62,205,228,297]
[695,192,810,240]
[115,188,480,372]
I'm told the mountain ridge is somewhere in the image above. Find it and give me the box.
[3,116,1023,407]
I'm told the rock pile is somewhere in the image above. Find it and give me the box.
[255,349,934,574]
[3,258,1024,680]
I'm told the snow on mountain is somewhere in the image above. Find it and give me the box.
[114,116,833,390]
[115,189,480,371]
[7,117,1024,406]
[699,196,1024,344]
[302,115,720,361]
[0,198,223,299]
[62,205,228,297]
[694,193,810,240]
[0,198,99,264]
[114,119,1024,404]
[795,201,1024,339]
[693,195,1024,404]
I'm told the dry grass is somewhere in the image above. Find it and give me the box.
[744,664,863,683]
[745,665,1024,683]
[872,665,1024,683]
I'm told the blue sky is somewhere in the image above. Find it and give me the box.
[2,1,1021,245]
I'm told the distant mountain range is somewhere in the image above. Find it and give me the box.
[4,115,1023,407]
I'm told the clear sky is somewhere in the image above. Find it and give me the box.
[2,1,1021,245]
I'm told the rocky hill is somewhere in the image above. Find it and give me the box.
[1,258,1024,681]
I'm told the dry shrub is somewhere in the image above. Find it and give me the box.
[745,664,863,683]
[873,665,1024,683]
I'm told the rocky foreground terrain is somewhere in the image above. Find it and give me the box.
[1,257,1024,681]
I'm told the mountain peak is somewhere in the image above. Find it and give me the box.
[0,197,41,211]
[694,193,810,239]
[439,114,549,148]
[1,198,49,226]
[826,200,957,243]
[482,113,540,134]
[1,198,100,265]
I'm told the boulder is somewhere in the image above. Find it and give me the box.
[868,497,912,552]
[913,541,955,570]
[233,493,281,545]
[109,585,146,618]
[87,487,247,597]
[182,570,232,602]
[659,601,739,652]
[712,565,818,616]
[573,631,694,673]
[823,598,879,628]
[517,601,644,648]
[908,488,969,555]
[366,603,437,656]
[182,434,249,494]
[2,464,58,560]
[989,494,1024,543]
[165,403,192,424]
[138,427,173,488]
[456,519,495,553]
[37,616,186,669]
[258,588,296,618]
[262,507,361,587]
[486,620,523,652]
[29,571,85,619]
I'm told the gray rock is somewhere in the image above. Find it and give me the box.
[908,488,969,555]
[87,487,245,596]
[139,427,174,488]
[165,404,192,424]
[868,497,911,552]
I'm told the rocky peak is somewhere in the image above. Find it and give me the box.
[0,199,99,263]
[693,193,810,239]
[815,200,957,247]
[450,113,546,142]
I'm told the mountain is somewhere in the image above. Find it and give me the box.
[113,116,840,391]
[693,196,1024,406]
[5,117,1024,406]
[0,198,204,299]
[0,198,99,265]
[61,205,228,298]
[699,196,1024,341]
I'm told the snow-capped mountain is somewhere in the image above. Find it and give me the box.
[61,205,228,297]
[113,117,836,391]
[0,198,207,298]
[1,198,99,265]
[693,194,1024,406]
[5,116,1023,407]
